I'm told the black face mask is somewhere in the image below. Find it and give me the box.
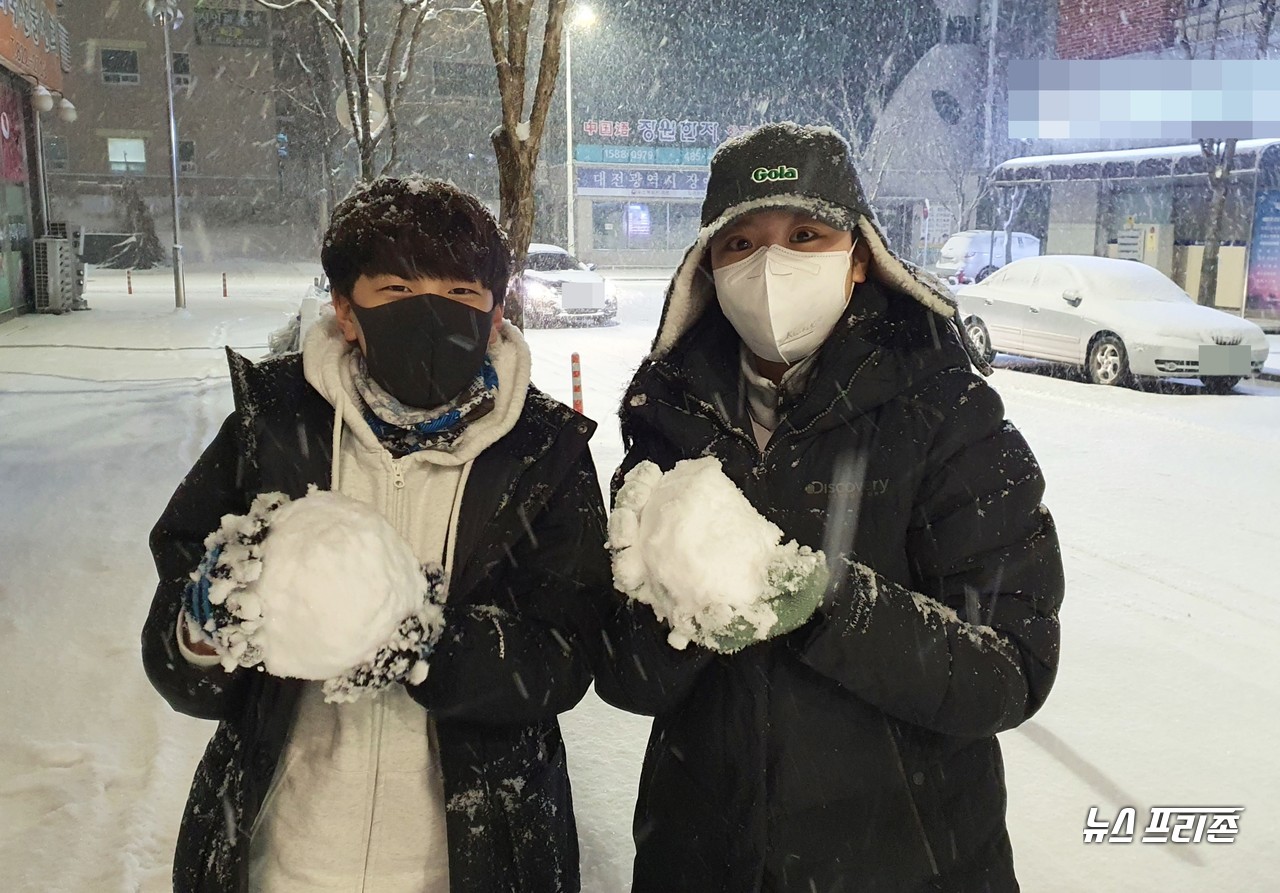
[349,293,494,409]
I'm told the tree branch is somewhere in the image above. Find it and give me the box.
[527,0,566,151]
[481,0,521,131]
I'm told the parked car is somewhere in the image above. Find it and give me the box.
[932,230,1040,284]
[517,243,618,327]
[956,255,1269,393]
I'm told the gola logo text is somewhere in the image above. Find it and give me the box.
[751,165,799,183]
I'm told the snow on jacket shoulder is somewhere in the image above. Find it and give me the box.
[593,272,1063,893]
[142,346,610,893]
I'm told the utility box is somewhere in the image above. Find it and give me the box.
[34,238,75,313]
[1117,224,1174,275]
[47,222,89,309]
[1143,224,1175,274]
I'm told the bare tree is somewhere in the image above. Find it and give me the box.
[1176,0,1237,306]
[817,53,897,157]
[1259,0,1277,58]
[478,0,567,326]
[254,0,481,182]
[1197,138,1237,307]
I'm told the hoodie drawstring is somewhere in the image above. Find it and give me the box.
[330,400,345,492]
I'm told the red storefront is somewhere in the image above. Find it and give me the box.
[0,1,68,321]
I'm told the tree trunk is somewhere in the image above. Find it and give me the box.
[493,129,536,329]
[1001,186,1025,265]
[1259,0,1277,59]
[1197,138,1236,307]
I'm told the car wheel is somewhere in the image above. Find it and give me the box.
[964,317,995,364]
[1200,375,1241,394]
[974,265,999,282]
[1086,334,1130,386]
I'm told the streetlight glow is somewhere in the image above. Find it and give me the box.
[564,5,599,256]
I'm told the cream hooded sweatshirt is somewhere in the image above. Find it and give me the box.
[180,316,532,893]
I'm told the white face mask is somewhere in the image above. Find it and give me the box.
[713,241,855,365]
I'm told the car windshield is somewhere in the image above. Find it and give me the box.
[526,252,584,272]
[1100,270,1196,303]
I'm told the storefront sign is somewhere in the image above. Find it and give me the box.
[194,6,270,48]
[0,75,27,184]
[577,166,709,199]
[1246,190,1280,315]
[0,0,64,93]
[580,118,751,146]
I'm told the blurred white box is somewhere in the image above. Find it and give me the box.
[561,281,605,311]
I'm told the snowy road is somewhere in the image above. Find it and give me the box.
[2,265,1277,891]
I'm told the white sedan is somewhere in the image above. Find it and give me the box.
[519,243,618,327]
[956,255,1269,393]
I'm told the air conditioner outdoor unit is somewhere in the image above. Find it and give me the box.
[45,223,89,309]
[34,237,75,313]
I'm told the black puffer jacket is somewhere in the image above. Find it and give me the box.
[141,349,610,892]
[593,275,1064,893]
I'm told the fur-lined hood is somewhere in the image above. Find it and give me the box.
[644,122,990,375]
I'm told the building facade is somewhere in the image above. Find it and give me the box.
[997,0,1280,315]
[0,0,70,321]
[43,1,282,264]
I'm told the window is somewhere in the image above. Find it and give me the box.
[45,135,68,172]
[101,49,140,85]
[172,52,191,88]
[179,140,196,174]
[107,138,146,174]
[526,251,585,272]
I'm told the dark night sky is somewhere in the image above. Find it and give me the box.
[570,0,943,143]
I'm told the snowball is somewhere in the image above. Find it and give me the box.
[637,457,781,608]
[249,490,431,679]
[611,458,822,649]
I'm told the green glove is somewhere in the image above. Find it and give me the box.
[706,560,830,654]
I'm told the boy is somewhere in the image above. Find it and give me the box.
[142,177,609,892]
[594,123,1064,891]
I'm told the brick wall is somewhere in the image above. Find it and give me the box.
[1057,0,1178,59]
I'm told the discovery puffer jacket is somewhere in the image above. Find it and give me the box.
[593,270,1064,893]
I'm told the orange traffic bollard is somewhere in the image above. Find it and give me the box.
[127,269,133,294]
[222,272,228,297]
[571,352,583,414]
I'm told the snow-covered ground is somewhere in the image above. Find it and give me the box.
[2,264,1278,891]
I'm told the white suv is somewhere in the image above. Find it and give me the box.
[932,230,1040,285]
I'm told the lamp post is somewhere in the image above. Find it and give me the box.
[564,5,596,256]
[28,84,54,237]
[24,83,75,239]
[152,1,186,310]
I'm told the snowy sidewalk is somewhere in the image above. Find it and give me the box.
[0,265,315,383]
[1265,334,1280,379]
[4,265,1279,892]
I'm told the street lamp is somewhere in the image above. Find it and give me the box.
[23,78,74,237]
[564,4,597,256]
[150,1,187,311]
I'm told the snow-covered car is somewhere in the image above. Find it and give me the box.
[930,230,1040,284]
[957,255,1269,393]
[517,243,618,327]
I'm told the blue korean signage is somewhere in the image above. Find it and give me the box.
[576,144,712,166]
[577,167,710,199]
